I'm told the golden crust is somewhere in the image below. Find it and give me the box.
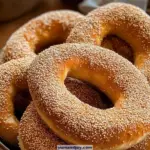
[28,43,150,150]
[19,102,65,150]
[0,56,34,145]
[19,77,105,150]
[67,3,150,83]
[3,10,84,62]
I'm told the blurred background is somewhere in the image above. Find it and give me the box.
[0,0,150,49]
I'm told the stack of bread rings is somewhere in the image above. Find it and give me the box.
[1,2,150,150]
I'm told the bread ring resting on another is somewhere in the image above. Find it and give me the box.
[19,77,107,150]
[67,2,150,83]
[28,43,150,150]
[2,10,84,62]
[0,56,34,145]
[19,102,65,150]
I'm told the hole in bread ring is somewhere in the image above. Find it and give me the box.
[102,35,134,63]
[28,43,150,150]
[3,10,84,62]
[19,77,111,149]
[14,89,31,120]
[67,3,150,83]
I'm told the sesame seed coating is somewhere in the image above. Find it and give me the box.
[0,56,34,144]
[28,43,150,150]
[67,3,150,83]
[3,10,84,62]
[19,77,106,150]
[19,102,65,150]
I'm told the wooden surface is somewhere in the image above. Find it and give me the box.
[0,0,73,49]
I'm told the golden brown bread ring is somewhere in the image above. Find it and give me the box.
[102,34,150,149]
[0,56,34,145]
[67,3,150,83]
[28,43,150,150]
[19,102,65,150]
[19,77,106,150]
[3,10,84,62]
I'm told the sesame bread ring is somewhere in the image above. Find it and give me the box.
[19,77,106,150]
[3,10,84,62]
[28,43,150,150]
[67,3,150,82]
[0,56,34,145]
[19,102,65,150]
